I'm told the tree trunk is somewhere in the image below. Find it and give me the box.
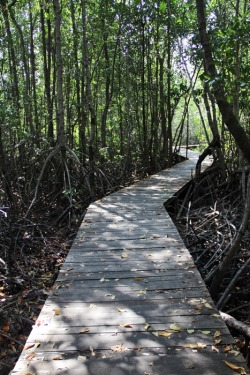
[53,0,66,148]
[40,3,54,146]
[81,0,96,195]
[196,0,250,164]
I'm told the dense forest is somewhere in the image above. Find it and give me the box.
[0,0,250,372]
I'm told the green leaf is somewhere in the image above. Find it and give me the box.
[159,1,166,13]
[200,330,211,335]
[169,324,182,332]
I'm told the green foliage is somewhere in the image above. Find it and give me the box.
[0,0,249,203]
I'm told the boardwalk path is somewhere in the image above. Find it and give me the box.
[12,151,248,375]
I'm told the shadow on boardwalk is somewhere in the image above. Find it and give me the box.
[11,151,249,375]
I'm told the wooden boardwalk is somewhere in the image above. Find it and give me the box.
[11,151,248,375]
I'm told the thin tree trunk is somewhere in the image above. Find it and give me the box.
[53,0,65,148]
[81,0,96,194]
[40,3,54,145]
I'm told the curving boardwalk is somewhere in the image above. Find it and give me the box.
[11,151,248,375]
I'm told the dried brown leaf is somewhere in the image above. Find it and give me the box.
[224,361,246,374]
[53,308,61,315]
[159,331,172,337]
[119,323,132,328]
[111,342,127,352]
[79,327,90,334]
[184,342,207,349]
[53,355,63,360]
[214,330,221,337]
[212,345,219,353]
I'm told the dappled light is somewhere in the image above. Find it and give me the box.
[11,151,247,374]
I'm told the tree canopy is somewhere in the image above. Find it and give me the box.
[0,0,250,211]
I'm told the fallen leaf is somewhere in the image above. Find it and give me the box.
[117,307,127,312]
[79,327,90,334]
[53,309,61,315]
[119,323,132,328]
[169,324,182,332]
[111,342,127,352]
[25,352,36,360]
[200,330,211,335]
[224,345,232,352]
[24,342,40,350]
[152,331,159,337]
[2,319,11,333]
[214,338,222,345]
[89,346,96,356]
[99,277,109,283]
[105,294,116,299]
[187,329,195,334]
[121,253,128,259]
[159,331,172,337]
[205,303,213,309]
[144,323,151,331]
[224,361,246,374]
[138,290,147,295]
[194,305,203,311]
[214,330,221,337]
[184,342,207,349]
[24,343,35,350]
[53,355,63,360]
[212,345,219,353]
[134,277,143,281]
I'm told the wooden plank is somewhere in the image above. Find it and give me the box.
[12,348,247,375]
[11,151,249,375]
[51,287,210,303]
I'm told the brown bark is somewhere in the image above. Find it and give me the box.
[196,0,250,164]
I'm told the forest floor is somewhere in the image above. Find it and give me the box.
[0,163,249,374]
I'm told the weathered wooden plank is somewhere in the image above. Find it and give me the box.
[51,286,209,303]
[77,230,177,241]
[29,313,228,330]
[79,221,173,230]
[12,348,247,375]
[58,262,197,274]
[71,238,185,251]
[24,332,234,354]
[35,300,219,326]
[58,265,197,276]
[11,151,249,375]
[53,277,202,291]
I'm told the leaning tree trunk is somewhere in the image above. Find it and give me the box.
[196,0,250,164]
